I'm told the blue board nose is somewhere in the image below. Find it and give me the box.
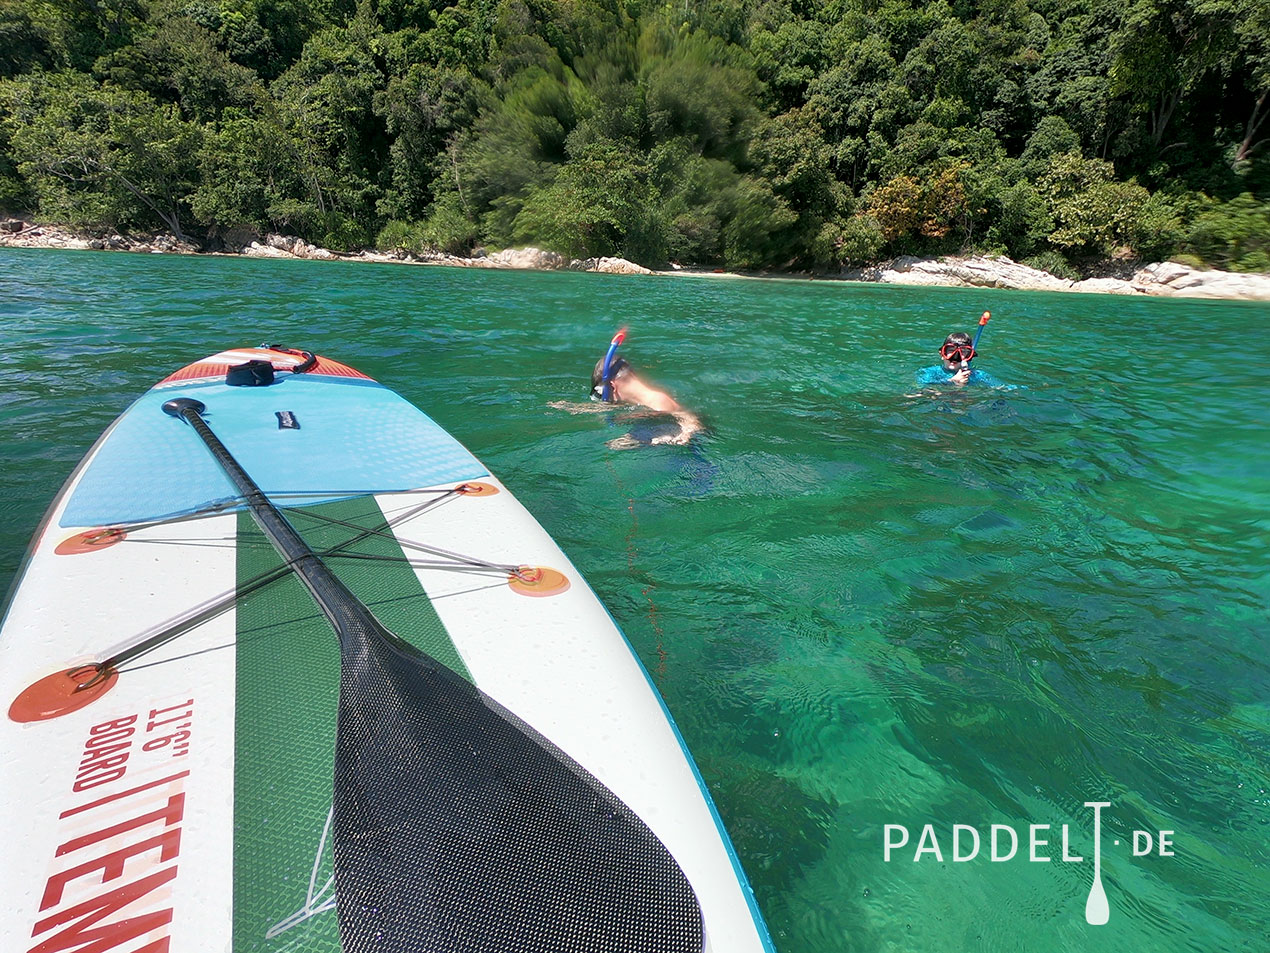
[61,375,488,527]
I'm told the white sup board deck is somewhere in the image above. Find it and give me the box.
[0,347,774,953]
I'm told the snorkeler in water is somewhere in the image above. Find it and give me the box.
[915,312,1010,388]
[591,329,703,447]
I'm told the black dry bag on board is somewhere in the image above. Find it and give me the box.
[226,359,276,387]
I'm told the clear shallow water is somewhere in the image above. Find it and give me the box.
[2,248,1268,952]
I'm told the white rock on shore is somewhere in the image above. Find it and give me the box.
[1130,261,1270,299]
[243,233,337,260]
[475,247,568,270]
[852,254,1270,301]
[0,219,200,254]
[572,256,655,275]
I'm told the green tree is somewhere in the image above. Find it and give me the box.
[1230,0,1270,166]
[751,16,828,111]
[1025,1,1121,158]
[269,7,389,246]
[192,109,319,233]
[375,64,485,220]
[94,13,261,122]
[1183,191,1270,270]
[454,60,584,227]
[1039,150,1156,256]
[0,0,56,77]
[511,141,666,261]
[649,138,734,263]
[1020,115,1080,176]
[22,0,147,71]
[1,70,201,237]
[985,179,1053,257]
[817,213,885,267]
[641,30,760,164]
[1109,0,1239,153]
[219,0,330,80]
[720,175,797,269]
[748,107,847,261]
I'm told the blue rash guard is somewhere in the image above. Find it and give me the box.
[915,365,1013,388]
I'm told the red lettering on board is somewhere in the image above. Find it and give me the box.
[89,715,138,736]
[61,772,190,820]
[32,707,196,953]
[73,715,139,793]
[72,768,126,793]
[76,753,128,780]
[80,742,130,762]
[41,828,181,910]
[147,699,193,723]
[85,728,135,748]
[57,794,186,857]
[29,867,176,953]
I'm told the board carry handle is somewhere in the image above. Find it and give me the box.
[160,396,704,953]
[259,343,318,373]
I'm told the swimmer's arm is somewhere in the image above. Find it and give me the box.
[619,377,680,412]
[616,378,703,445]
[651,409,703,445]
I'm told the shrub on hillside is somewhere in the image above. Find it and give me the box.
[1182,193,1270,273]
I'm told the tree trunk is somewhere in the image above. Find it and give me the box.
[1234,89,1269,165]
[103,164,186,241]
[1150,87,1182,151]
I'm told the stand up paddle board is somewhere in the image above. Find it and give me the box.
[0,346,774,953]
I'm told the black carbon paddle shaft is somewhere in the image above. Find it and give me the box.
[162,396,704,953]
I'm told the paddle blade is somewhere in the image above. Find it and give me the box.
[332,622,704,953]
[1085,876,1109,925]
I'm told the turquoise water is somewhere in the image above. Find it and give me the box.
[2,248,1268,952]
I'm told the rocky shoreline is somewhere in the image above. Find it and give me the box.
[3,218,1269,301]
[843,254,1270,301]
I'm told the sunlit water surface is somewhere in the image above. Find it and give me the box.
[2,249,1267,952]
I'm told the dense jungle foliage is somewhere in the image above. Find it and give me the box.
[1,0,1268,272]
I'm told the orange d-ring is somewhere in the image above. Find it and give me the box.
[507,566,570,597]
[9,664,119,722]
[456,482,499,496]
[55,528,128,555]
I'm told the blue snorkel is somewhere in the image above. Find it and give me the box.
[969,311,990,363]
[598,327,628,402]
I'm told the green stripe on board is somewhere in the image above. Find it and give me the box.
[232,496,469,952]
